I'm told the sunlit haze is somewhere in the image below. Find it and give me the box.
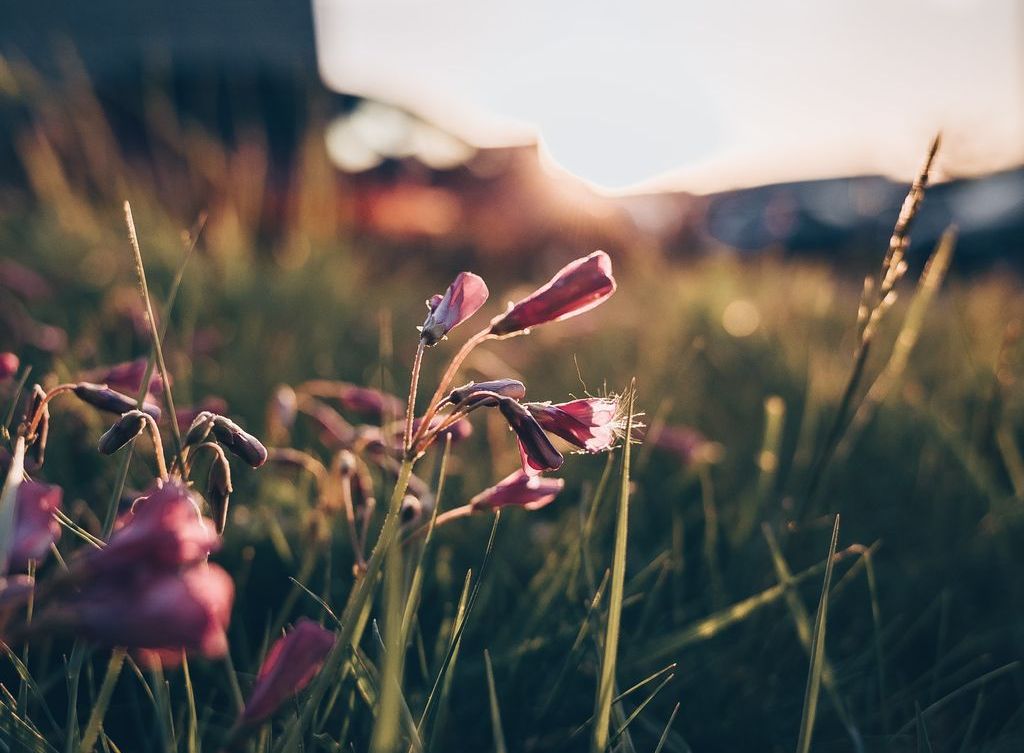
[314,0,1024,192]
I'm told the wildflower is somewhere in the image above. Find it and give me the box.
[488,251,615,337]
[212,416,269,468]
[497,397,563,474]
[334,383,404,421]
[72,382,161,421]
[526,398,621,453]
[469,469,564,512]
[81,480,219,575]
[83,358,167,397]
[240,618,335,726]
[419,272,489,346]
[650,425,722,466]
[6,481,62,572]
[0,352,18,380]
[97,411,148,455]
[64,563,234,658]
[445,379,527,408]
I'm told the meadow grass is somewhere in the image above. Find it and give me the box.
[1,72,1023,753]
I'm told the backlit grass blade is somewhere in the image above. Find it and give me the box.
[591,384,636,753]
[794,514,841,753]
[653,702,681,753]
[484,650,508,753]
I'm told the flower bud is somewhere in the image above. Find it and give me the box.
[211,416,268,468]
[446,379,526,408]
[73,383,161,421]
[184,411,217,446]
[469,470,564,512]
[400,494,423,526]
[6,481,62,572]
[0,352,19,381]
[497,397,563,474]
[419,272,489,346]
[488,251,615,337]
[240,618,335,726]
[97,411,148,455]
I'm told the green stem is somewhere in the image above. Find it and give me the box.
[78,648,126,753]
[274,457,416,752]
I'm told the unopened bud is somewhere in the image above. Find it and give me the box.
[212,416,268,468]
[184,411,216,446]
[98,411,148,455]
[73,383,161,420]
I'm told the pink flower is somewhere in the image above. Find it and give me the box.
[82,480,219,575]
[67,563,234,658]
[0,352,19,380]
[488,251,615,336]
[419,272,489,346]
[650,425,719,466]
[7,481,62,572]
[72,382,162,421]
[82,358,168,398]
[241,618,336,725]
[334,383,404,421]
[469,470,565,512]
[527,398,621,453]
[497,398,563,475]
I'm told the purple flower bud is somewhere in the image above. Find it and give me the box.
[0,352,19,381]
[240,618,335,726]
[82,358,167,398]
[206,455,233,535]
[445,379,527,408]
[488,251,616,337]
[73,383,161,421]
[497,398,563,474]
[81,480,220,575]
[7,481,62,572]
[400,494,424,525]
[98,411,148,455]
[176,398,228,434]
[65,563,234,658]
[184,411,217,446]
[419,272,489,346]
[335,383,404,422]
[470,470,564,512]
[526,398,621,453]
[212,416,268,468]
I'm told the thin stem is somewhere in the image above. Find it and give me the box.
[405,342,425,455]
[140,413,168,481]
[124,201,186,471]
[410,329,494,452]
[24,384,76,438]
[339,474,367,571]
[406,504,474,540]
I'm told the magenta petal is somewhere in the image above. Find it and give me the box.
[469,470,564,511]
[7,481,62,572]
[420,272,489,345]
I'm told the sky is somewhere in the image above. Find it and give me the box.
[313,0,1024,193]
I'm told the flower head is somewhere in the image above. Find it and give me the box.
[83,358,167,398]
[469,469,564,512]
[66,563,234,658]
[419,272,489,346]
[240,618,335,726]
[497,397,563,474]
[488,251,615,337]
[527,398,622,453]
[7,481,62,572]
[97,411,148,455]
[82,480,219,576]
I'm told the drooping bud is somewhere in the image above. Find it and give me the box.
[206,454,233,534]
[184,411,217,447]
[445,379,526,408]
[73,383,161,421]
[419,272,489,346]
[97,411,148,455]
[6,480,63,572]
[267,384,298,443]
[0,352,19,380]
[469,469,564,512]
[497,397,563,474]
[211,416,268,468]
[488,251,616,337]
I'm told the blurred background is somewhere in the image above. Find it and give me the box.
[2,2,1024,751]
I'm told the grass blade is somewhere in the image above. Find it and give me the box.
[591,384,636,753]
[794,514,841,753]
[484,650,508,753]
